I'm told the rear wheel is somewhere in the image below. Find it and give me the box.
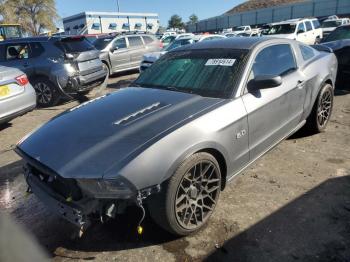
[32,77,60,107]
[148,152,221,236]
[306,83,333,133]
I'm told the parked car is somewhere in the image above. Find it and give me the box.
[0,36,107,107]
[0,66,36,124]
[321,24,350,83]
[160,35,176,48]
[94,33,162,75]
[83,33,108,44]
[231,25,252,35]
[263,18,323,45]
[16,37,337,236]
[321,18,350,38]
[140,34,226,72]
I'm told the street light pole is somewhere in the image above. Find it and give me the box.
[117,0,120,13]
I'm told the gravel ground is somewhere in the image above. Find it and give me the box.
[0,71,349,262]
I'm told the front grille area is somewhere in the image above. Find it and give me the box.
[28,164,82,201]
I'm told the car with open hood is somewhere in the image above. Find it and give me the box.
[16,37,337,236]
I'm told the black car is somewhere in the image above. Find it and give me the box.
[0,36,107,107]
[321,25,350,83]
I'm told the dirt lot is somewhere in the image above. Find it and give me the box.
[1,72,350,262]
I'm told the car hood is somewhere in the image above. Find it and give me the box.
[17,87,223,179]
[142,51,166,63]
[321,39,350,51]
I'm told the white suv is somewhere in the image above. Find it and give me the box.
[263,18,323,45]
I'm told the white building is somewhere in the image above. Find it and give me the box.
[63,12,160,35]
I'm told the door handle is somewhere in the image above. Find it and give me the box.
[297,80,305,89]
[23,62,29,67]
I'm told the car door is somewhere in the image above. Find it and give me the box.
[109,37,131,72]
[304,20,315,44]
[1,42,34,76]
[241,43,306,160]
[296,22,308,44]
[127,36,146,67]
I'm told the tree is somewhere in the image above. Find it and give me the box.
[168,14,185,29]
[188,14,198,25]
[0,0,59,35]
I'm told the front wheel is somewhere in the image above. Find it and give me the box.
[306,83,334,133]
[148,152,221,236]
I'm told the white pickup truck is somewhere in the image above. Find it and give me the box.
[231,25,252,35]
[263,18,323,45]
[321,18,350,37]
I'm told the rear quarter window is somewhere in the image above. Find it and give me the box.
[299,45,315,61]
[30,42,45,57]
[312,20,320,29]
[305,21,313,31]
[128,36,143,47]
[142,36,154,44]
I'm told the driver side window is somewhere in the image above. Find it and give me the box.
[248,44,296,82]
[112,37,127,50]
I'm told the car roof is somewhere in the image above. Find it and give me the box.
[173,37,270,52]
[0,35,86,44]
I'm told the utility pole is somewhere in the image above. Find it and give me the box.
[99,16,102,33]
[117,0,120,13]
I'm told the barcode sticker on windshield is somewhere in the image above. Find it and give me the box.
[205,59,236,66]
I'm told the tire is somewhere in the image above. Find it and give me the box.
[148,152,221,236]
[32,77,60,107]
[305,83,334,133]
[102,62,111,77]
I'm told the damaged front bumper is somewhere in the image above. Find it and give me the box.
[23,164,161,232]
[26,172,97,229]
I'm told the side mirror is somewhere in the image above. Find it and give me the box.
[110,46,118,52]
[247,75,282,90]
[297,29,305,34]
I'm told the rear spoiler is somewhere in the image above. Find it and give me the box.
[311,44,333,53]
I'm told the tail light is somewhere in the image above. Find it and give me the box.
[15,74,29,86]
[159,41,164,48]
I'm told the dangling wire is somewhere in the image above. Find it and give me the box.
[136,192,145,235]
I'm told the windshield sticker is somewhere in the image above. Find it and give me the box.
[205,59,236,66]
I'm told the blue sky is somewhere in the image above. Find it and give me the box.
[56,0,244,27]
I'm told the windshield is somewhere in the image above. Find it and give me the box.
[263,24,296,35]
[233,26,245,31]
[322,20,342,28]
[93,37,113,50]
[323,26,350,42]
[134,49,247,98]
[164,38,194,51]
[0,25,22,39]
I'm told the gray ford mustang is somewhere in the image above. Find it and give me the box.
[16,37,337,236]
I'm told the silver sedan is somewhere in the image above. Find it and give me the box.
[0,66,36,124]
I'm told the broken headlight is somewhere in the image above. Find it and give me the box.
[77,177,135,199]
